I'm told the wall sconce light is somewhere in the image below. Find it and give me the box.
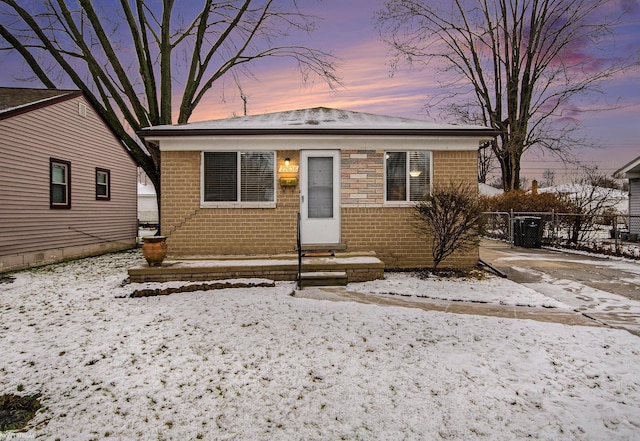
[284,157,290,166]
[409,170,422,177]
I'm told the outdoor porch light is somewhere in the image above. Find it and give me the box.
[284,157,290,166]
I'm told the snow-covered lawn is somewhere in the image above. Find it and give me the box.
[1,250,640,440]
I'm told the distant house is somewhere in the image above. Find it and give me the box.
[139,107,496,271]
[538,184,628,215]
[137,182,159,226]
[479,182,504,197]
[0,87,138,273]
[615,155,640,235]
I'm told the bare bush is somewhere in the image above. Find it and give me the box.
[414,182,486,270]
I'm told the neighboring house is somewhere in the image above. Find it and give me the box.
[615,155,640,234]
[479,182,504,197]
[538,184,628,215]
[139,107,496,270]
[137,182,159,226]
[0,87,137,273]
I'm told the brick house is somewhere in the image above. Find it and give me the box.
[0,88,138,272]
[139,107,496,270]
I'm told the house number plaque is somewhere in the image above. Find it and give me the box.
[278,165,299,173]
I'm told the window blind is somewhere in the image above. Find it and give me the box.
[241,152,274,202]
[204,152,237,202]
[204,152,274,203]
[409,151,431,201]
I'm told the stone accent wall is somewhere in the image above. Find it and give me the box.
[341,150,384,207]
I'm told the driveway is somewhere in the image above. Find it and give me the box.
[480,240,640,336]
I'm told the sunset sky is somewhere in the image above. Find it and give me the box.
[2,0,639,185]
[191,0,640,185]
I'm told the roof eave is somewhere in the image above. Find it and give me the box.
[614,155,640,178]
[138,127,500,140]
[0,90,82,121]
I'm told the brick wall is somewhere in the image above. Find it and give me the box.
[340,149,478,269]
[433,150,477,184]
[161,148,479,268]
[161,150,300,255]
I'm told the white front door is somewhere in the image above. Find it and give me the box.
[300,150,341,244]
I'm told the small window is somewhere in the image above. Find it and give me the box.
[50,158,71,209]
[203,152,275,203]
[96,168,111,200]
[385,151,431,202]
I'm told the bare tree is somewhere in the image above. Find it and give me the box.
[377,0,638,191]
[542,169,555,187]
[0,0,339,213]
[414,181,485,270]
[478,144,497,183]
[556,167,624,243]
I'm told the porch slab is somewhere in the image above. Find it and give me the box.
[128,252,384,284]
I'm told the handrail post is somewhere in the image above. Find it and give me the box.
[297,212,302,289]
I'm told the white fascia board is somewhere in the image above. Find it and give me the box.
[157,135,487,152]
[614,155,640,178]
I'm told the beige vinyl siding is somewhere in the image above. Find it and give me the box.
[629,179,640,235]
[0,95,137,271]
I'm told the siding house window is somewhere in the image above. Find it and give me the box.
[96,168,111,200]
[385,151,431,202]
[203,152,275,203]
[50,158,71,209]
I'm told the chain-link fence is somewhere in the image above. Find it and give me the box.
[483,211,640,252]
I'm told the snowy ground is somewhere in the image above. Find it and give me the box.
[1,250,640,440]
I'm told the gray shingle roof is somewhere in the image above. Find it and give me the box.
[0,87,80,115]
[140,107,498,138]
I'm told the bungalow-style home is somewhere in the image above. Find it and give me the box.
[138,107,496,274]
[615,155,640,235]
[0,87,138,273]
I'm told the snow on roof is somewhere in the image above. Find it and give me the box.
[140,107,497,137]
[538,184,628,214]
[538,183,627,200]
[137,182,156,196]
[479,183,504,196]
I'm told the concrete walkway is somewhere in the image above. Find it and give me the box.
[293,240,640,336]
[294,286,603,329]
[480,240,640,336]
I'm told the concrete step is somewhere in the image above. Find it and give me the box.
[300,243,347,253]
[300,271,348,287]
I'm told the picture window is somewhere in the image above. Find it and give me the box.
[385,151,431,202]
[203,152,275,203]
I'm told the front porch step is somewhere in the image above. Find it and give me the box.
[128,251,384,284]
[300,243,347,253]
[300,271,348,288]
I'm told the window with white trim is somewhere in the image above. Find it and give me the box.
[385,151,431,202]
[50,158,71,209]
[96,168,110,200]
[203,152,275,203]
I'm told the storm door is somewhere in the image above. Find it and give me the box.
[300,150,340,244]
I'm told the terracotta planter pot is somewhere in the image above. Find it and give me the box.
[142,236,167,267]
